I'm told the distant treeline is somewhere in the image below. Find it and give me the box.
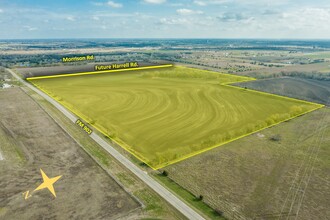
[0,52,149,67]
[3,39,330,50]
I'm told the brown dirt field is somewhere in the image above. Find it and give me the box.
[241,62,330,76]
[165,108,330,220]
[0,88,140,219]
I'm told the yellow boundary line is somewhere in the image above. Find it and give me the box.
[153,104,323,169]
[222,84,325,107]
[26,64,173,80]
[176,65,256,82]
[27,66,325,170]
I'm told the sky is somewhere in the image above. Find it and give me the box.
[0,0,329,39]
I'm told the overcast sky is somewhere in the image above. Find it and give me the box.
[0,0,329,39]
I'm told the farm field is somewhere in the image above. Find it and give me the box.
[0,88,140,219]
[240,62,330,79]
[164,107,330,220]
[236,77,330,106]
[29,66,323,169]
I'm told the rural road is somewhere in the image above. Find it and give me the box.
[8,68,205,220]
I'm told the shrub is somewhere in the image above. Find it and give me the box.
[162,170,168,176]
[269,134,281,142]
[215,209,224,216]
[196,195,203,201]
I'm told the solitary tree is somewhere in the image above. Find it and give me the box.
[196,195,203,201]
[162,170,168,176]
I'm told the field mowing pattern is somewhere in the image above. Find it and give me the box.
[29,66,323,169]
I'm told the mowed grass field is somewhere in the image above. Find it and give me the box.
[29,66,323,169]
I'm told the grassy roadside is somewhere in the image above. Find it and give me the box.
[82,104,226,220]
[154,173,226,220]
[97,126,225,220]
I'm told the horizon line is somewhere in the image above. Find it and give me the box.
[1,37,330,41]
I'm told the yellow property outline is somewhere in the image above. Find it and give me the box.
[26,64,173,80]
[27,66,325,170]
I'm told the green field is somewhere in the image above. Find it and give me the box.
[29,66,323,169]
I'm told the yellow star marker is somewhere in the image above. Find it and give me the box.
[34,169,62,198]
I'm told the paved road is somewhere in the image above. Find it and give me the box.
[8,69,205,220]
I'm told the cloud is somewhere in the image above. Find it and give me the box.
[144,0,166,4]
[217,12,248,22]
[280,7,330,29]
[92,12,136,17]
[1,0,330,39]
[0,9,3,13]
[261,9,280,15]
[194,1,206,6]
[177,8,203,15]
[107,1,123,8]
[282,7,330,20]
[66,16,76,21]
[194,0,228,6]
[170,3,184,7]
[91,2,103,6]
[91,1,122,7]
[23,25,38,31]
[193,0,292,7]
[158,18,189,25]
